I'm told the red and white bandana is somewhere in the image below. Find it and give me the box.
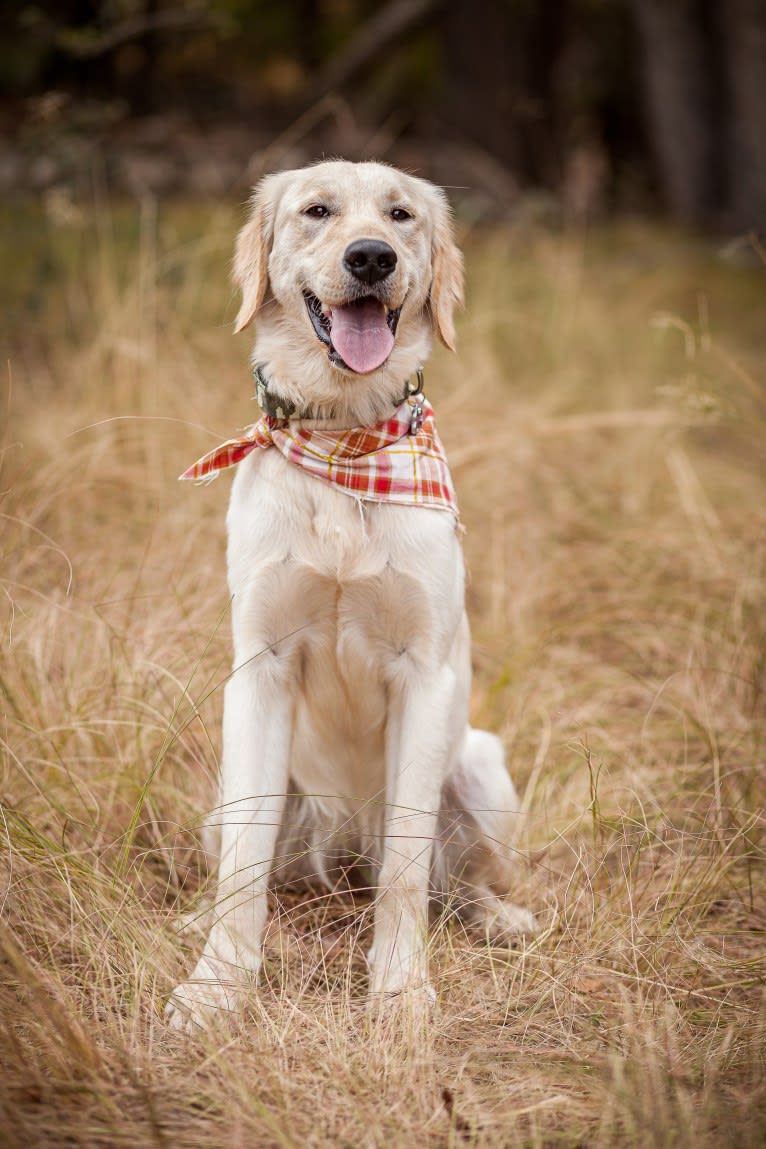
[179,398,459,519]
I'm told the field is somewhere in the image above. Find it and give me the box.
[1,197,765,1148]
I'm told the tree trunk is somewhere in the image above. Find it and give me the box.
[722,0,766,231]
[440,0,521,172]
[630,0,715,225]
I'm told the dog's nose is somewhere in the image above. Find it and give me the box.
[343,239,397,285]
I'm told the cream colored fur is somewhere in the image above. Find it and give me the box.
[166,161,533,1031]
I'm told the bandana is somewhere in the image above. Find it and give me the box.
[179,398,459,519]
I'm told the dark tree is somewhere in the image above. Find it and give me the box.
[630,0,766,229]
[722,0,766,230]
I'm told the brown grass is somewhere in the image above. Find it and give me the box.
[1,198,765,1148]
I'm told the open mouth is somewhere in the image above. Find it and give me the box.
[304,292,402,374]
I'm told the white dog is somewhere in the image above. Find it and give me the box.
[167,161,533,1031]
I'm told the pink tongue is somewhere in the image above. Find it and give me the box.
[330,298,394,374]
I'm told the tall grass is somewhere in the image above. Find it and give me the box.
[1,196,764,1148]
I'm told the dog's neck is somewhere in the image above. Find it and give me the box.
[253,364,423,426]
[249,314,434,429]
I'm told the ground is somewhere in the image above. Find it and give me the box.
[1,200,764,1147]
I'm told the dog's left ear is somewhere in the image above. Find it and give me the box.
[232,175,280,333]
[429,191,464,351]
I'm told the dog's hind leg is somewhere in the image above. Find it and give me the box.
[434,727,535,938]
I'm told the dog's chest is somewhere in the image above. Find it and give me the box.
[225,449,464,795]
[229,449,461,660]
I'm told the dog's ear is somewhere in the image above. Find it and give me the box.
[232,176,280,333]
[429,191,464,351]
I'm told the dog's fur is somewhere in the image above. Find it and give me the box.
[167,161,533,1030]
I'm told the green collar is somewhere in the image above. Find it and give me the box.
[253,364,424,421]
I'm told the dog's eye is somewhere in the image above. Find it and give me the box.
[304,204,330,219]
[390,207,413,222]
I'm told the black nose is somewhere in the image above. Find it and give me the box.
[343,239,397,285]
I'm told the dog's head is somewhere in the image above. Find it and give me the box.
[231,161,463,413]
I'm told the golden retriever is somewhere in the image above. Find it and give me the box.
[167,160,533,1031]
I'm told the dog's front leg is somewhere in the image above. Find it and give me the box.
[166,660,292,1030]
[369,666,455,1006]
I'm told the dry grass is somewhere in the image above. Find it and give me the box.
[1,196,765,1148]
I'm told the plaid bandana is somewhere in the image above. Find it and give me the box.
[179,398,459,519]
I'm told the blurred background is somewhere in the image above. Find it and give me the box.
[1,0,765,231]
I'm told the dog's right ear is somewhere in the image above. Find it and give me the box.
[232,176,279,333]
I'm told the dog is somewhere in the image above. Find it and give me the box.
[166,160,534,1031]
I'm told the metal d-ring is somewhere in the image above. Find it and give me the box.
[407,366,425,434]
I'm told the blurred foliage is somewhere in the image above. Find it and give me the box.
[0,1,764,228]
[1,1,385,101]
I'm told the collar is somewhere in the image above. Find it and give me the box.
[253,364,425,423]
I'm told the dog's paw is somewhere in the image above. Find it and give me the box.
[367,976,437,1025]
[165,956,249,1033]
[366,977,438,1045]
[456,892,537,943]
[174,898,215,939]
[367,944,436,1016]
[480,897,537,942]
